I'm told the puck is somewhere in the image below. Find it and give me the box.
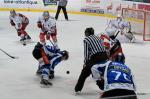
[23,43,26,46]
[66,71,70,74]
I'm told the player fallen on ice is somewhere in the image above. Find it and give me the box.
[100,32,125,63]
[37,11,58,48]
[9,10,31,41]
[32,42,69,85]
[105,14,136,42]
[91,59,137,98]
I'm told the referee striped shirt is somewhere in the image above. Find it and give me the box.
[84,35,106,64]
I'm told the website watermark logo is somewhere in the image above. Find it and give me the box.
[42,0,57,6]
[4,0,38,5]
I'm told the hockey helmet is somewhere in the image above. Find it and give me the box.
[43,11,50,20]
[10,9,16,17]
[85,27,94,37]
[62,50,69,60]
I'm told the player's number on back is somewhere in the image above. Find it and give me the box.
[112,71,121,80]
[111,71,130,81]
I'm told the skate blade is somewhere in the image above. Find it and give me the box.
[40,83,53,88]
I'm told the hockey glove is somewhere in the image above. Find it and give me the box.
[110,35,115,40]
[37,22,42,28]
[96,79,104,90]
[10,20,15,26]
[10,21,15,26]
[35,42,43,49]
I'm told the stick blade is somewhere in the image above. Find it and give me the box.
[11,56,19,59]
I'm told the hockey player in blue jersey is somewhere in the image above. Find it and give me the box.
[91,59,137,98]
[32,42,69,85]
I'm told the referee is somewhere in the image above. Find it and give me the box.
[75,27,108,92]
[55,0,68,20]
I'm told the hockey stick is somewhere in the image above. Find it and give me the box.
[48,39,55,47]
[0,48,18,59]
[114,30,120,39]
[14,26,26,46]
[110,30,120,40]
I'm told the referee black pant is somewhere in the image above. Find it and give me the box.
[101,89,137,99]
[55,6,68,20]
[75,52,108,92]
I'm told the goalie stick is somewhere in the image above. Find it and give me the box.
[0,48,18,59]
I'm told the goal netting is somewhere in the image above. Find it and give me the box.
[122,8,150,41]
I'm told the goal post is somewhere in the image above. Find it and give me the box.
[122,8,150,41]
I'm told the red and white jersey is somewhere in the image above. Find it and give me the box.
[9,13,29,29]
[99,33,119,51]
[37,16,56,33]
[100,33,111,50]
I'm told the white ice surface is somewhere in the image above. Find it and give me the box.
[0,11,150,99]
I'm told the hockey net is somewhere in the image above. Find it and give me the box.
[122,8,150,41]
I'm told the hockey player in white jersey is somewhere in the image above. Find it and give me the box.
[106,14,136,42]
[9,10,31,41]
[37,11,58,48]
[32,42,69,86]
[91,60,137,98]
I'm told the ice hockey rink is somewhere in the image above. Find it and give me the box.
[0,11,150,99]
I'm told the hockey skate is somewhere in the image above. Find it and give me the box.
[20,37,26,42]
[25,35,31,40]
[40,77,53,87]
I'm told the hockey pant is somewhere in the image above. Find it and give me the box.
[39,55,62,80]
[39,32,57,46]
[17,23,29,39]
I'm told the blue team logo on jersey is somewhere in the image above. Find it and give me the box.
[43,0,57,6]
